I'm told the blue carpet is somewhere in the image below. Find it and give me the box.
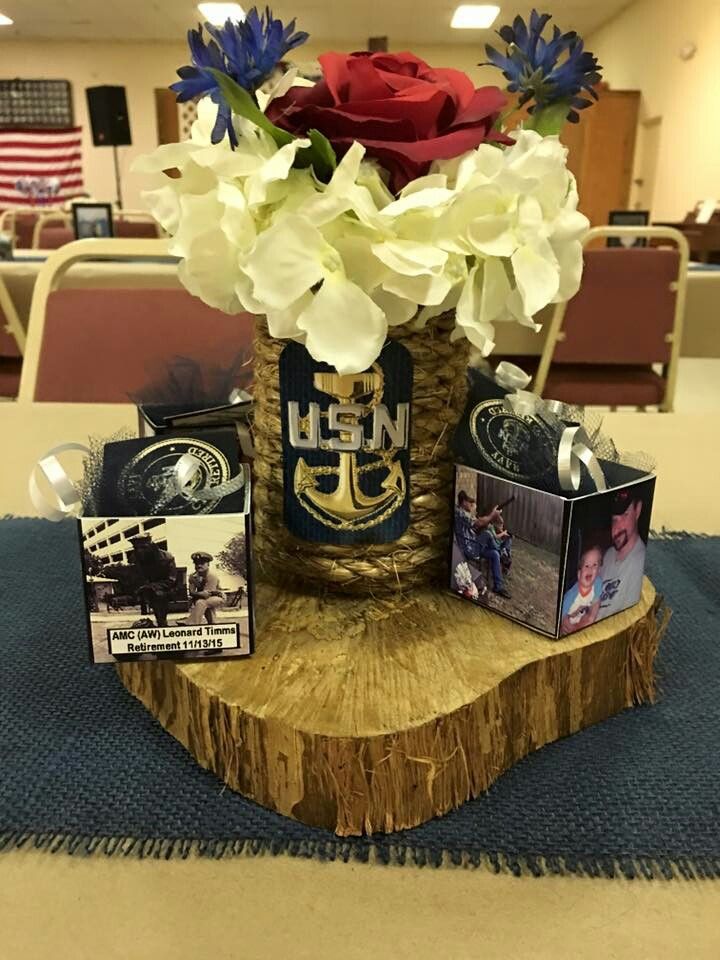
[1,518,719,877]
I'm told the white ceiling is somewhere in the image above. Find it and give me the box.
[0,0,633,45]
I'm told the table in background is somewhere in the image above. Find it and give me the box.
[0,262,719,359]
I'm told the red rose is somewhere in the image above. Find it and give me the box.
[267,51,512,192]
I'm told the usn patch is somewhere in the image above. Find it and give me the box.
[279,341,412,544]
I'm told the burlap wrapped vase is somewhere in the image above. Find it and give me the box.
[252,310,468,594]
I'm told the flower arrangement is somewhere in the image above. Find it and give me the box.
[135,7,601,375]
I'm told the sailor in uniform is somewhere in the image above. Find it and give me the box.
[128,535,177,628]
[186,551,226,625]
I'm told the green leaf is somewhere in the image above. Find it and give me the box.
[295,129,337,182]
[308,129,337,172]
[208,70,338,181]
[208,69,294,147]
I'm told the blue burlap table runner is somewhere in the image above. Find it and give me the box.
[1,518,718,878]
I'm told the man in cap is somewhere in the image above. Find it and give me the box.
[454,490,511,599]
[187,551,226,626]
[128,535,177,628]
[599,488,647,618]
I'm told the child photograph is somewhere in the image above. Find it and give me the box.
[451,466,566,635]
[561,476,656,636]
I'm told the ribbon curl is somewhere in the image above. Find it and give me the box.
[495,362,607,494]
[29,443,91,521]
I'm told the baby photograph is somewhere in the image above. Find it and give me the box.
[561,476,656,636]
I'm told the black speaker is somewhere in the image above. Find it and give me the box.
[86,86,132,147]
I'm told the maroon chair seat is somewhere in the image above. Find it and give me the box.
[37,225,74,249]
[0,323,21,359]
[114,220,159,239]
[0,356,22,397]
[542,365,666,407]
[15,213,38,248]
[34,287,254,403]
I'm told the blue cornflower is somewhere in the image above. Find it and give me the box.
[483,9,602,123]
[171,6,309,146]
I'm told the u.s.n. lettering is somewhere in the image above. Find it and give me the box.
[287,402,410,452]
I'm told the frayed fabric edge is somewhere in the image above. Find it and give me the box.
[1,831,719,880]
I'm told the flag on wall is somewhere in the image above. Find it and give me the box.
[0,127,84,206]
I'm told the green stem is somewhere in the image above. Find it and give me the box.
[525,100,571,137]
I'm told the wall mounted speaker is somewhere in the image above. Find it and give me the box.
[86,86,132,147]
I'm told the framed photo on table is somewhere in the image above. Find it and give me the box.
[72,202,114,240]
[607,210,649,248]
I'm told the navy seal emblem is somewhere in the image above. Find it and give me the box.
[469,399,556,486]
[99,430,246,516]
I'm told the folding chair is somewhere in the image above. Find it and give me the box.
[20,238,254,404]
[114,210,162,239]
[533,226,689,411]
[31,211,74,249]
[0,274,25,398]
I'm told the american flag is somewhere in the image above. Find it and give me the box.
[0,127,84,206]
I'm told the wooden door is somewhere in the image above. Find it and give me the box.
[155,88,179,145]
[563,89,640,226]
[504,86,640,227]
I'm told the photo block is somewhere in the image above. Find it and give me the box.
[78,512,254,664]
[451,464,656,638]
[561,474,656,637]
[451,465,567,636]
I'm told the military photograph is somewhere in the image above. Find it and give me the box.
[451,466,566,636]
[79,514,252,663]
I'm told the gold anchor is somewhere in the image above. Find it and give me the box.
[294,368,407,530]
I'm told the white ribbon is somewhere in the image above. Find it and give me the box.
[29,443,91,521]
[153,454,248,512]
[499,368,607,494]
[494,361,532,393]
[557,425,607,493]
[505,389,542,418]
[228,387,252,406]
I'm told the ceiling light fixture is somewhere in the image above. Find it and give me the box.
[0,12,14,26]
[197,3,246,25]
[451,4,500,29]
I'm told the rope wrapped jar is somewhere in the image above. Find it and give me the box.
[252,311,468,595]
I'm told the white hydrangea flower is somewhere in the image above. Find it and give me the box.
[133,105,588,374]
[431,129,590,354]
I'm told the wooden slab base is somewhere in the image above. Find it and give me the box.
[117,579,666,837]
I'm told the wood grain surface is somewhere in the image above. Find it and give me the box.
[117,579,664,836]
